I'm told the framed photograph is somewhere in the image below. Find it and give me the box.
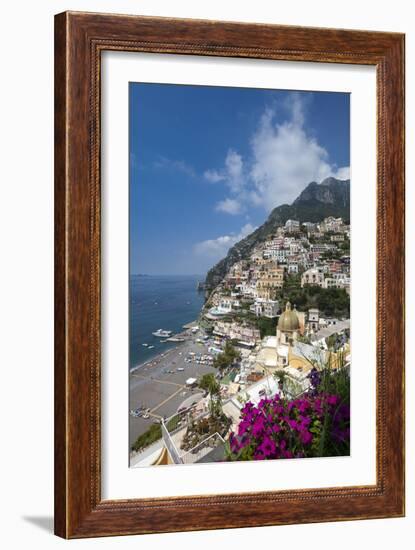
[54,11,405,538]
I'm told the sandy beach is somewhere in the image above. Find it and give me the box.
[129,334,217,447]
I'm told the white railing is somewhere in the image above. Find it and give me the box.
[162,404,228,464]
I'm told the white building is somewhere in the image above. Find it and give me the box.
[320,216,344,233]
[284,219,300,233]
[308,308,320,332]
[322,275,350,290]
[238,281,257,298]
[250,298,279,318]
[301,268,325,288]
[212,321,261,346]
[220,297,240,310]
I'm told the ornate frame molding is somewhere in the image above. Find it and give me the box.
[55,11,405,538]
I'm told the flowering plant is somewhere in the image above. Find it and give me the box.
[227,367,350,461]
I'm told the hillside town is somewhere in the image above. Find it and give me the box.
[130,215,351,467]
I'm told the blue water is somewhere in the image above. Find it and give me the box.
[129,275,205,370]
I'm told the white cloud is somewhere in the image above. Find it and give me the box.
[205,93,350,213]
[204,169,224,183]
[153,156,196,178]
[193,223,256,261]
[332,166,350,180]
[204,150,245,190]
[204,150,248,213]
[215,198,243,215]
[224,149,245,193]
[250,95,348,208]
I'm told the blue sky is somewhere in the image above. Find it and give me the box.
[129,83,350,276]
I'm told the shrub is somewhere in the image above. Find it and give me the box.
[131,424,162,452]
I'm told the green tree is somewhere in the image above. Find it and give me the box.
[274,369,287,390]
[213,341,241,371]
[213,353,231,371]
[199,373,219,395]
[255,316,278,338]
[198,373,222,417]
[224,341,241,362]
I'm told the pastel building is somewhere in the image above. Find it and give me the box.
[301,268,325,287]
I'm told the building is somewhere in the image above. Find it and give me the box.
[238,281,257,298]
[326,259,343,274]
[272,249,287,262]
[310,243,337,255]
[208,296,241,317]
[250,298,279,318]
[302,221,318,234]
[323,275,350,293]
[308,308,320,332]
[323,277,338,289]
[301,268,325,287]
[256,266,284,293]
[218,297,240,311]
[320,216,344,233]
[213,321,261,347]
[284,219,300,233]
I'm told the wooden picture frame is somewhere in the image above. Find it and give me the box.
[54,11,405,538]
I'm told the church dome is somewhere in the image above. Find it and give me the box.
[278,301,300,332]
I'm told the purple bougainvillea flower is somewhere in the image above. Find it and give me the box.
[258,435,276,457]
[243,411,256,424]
[252,416,265,437]
[297,399,310,413]
[254,451,266,460]
[282,450,294,459]
[298,415,311,427]
[273,404,284,415]
[337,404,350,420]
[230,382,349,463]
[229,433,241,453]
[326,395,340,406]
[238,420,250,437]
[299,430,313,445]
[287,418,298,430]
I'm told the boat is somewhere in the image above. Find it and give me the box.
[148,345,155,349]
[152,329,172,338]
[142,343,149,347]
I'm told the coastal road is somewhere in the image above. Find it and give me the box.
[129,338,217,447]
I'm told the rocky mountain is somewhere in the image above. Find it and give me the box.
[204,177,350,289]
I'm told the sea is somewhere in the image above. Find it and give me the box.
[129,274,206,370]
